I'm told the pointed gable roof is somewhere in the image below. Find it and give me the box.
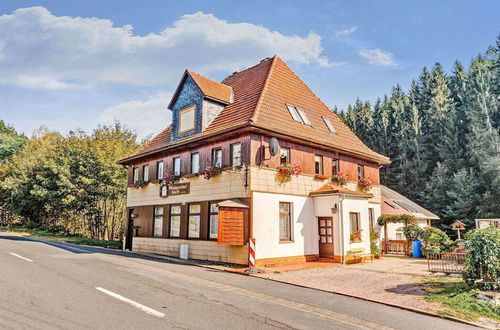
[119,56,390,164]
[168,70,233,109]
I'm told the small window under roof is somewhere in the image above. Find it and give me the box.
[296,108,311,126]
[384,201,398,209]
[286,104,303,123]
[393,199,418,212]
[322,116,336,133]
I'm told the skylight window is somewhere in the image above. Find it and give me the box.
[296,108,311,126]
[286,104,303,123]
[286,104,312,126]
[322,116,336,133]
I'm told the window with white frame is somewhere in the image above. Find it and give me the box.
[369,208,375,228]
[315,155,323,175]
[173,157,181,175]
[132,167,139,182]
[157,161,164,180]
[212,148,222,167]
[279,202,292,242]
[143,164,149,181]
[188,203,201,238]
[280,147,290,165]
[322,116,336,133]
[179,105,196,133]
[169,205,181,238]
[153,206,163,237]
[357,165,364,180]
[191,152,200,173]
[350,212,361,240]
[231,143,241,166]
[209,202,219,239]
[332,158,340,175]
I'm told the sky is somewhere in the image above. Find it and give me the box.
[0,0,499,140]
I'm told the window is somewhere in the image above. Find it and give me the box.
[350,212,361,236]
[212,148,222,167]
[315,155,323,175]
[369,208,375,228]
[280,147,290,165]
[230,143,241,166]
[157,161,164,180]
[279,202,292,242]
[191,152,200,173]
[332,159,340,175]
[179,105,196,133]
[357,165,364,180]
[295,108,311,126]
[173,157,181,175]
[322,116,336,133]
[143,164,149,181]
[396,232,404,240]
[132,167,139,182]
[286,104,303,123]
[188,203,201,238]
[153,206,163,237]
[169,205,181,238]
[209,202,219,239]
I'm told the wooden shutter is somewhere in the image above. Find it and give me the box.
[217,207,246,245]
[162,205,170,238]
[149,160,157,181]
[127,166,133,185]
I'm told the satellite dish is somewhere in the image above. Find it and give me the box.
[269,137,279,156]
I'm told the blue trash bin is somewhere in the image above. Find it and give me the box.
[412,240,422,258]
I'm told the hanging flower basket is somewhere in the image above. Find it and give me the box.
[163,170,181,185]
[275,163,302,186]
[358,177,373,191]
[133,179,148,189]
[331,172,349,187]
[203,165,222,180]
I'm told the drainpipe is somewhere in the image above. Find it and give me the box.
[339,194,345,264]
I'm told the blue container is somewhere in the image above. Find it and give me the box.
[412,240,423,258]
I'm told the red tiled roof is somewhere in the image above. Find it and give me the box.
[188,71,233,104]
[119,56,390,164]
[129,125,172,158]
[309,184,373,197]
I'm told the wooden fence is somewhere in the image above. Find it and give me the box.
[382,240,410,255]
[427,252,466,274]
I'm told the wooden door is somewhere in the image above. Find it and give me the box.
[125,209,134,250]
[318,217,334,258]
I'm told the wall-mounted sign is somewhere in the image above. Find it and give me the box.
[168,182,190,196]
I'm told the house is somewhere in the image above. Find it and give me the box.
[380,185,439,241]
[118,56,393,266]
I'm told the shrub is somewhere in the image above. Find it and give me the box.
[420,226,453,256]
[463,227,500,289]
[370,227,381,256]
[403,223,423,242]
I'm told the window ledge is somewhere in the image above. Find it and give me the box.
[314,174,329,180]
[279,240,294,244]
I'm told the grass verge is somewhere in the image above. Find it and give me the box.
[0,225,122,249]
[421,277,500,321]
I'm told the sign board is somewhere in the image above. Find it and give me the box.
[159,182,190,197]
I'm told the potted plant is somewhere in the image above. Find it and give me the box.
[163,170,181,185]
[350,229,362,242]
[275,163,302,186]
[203,165,222,180]
[357,177,372,191]
[133,179,148,189]
[331,172,349,187]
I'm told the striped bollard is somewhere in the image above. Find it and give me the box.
[249,238,256,268]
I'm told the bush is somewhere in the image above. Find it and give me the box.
[463,227,500,289]
[420,227,453,256]
[403,223,423,242]
[370,227,381,256]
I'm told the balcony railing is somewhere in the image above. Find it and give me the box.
[382,240,410,255]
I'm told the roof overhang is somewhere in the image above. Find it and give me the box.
[217,198,249,208]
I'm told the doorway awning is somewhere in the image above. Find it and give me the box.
[217,198,249,208]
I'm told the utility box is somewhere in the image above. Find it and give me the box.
[179,244,189,260]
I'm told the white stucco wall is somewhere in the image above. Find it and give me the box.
[252,192,317,259]
[202,99,225,131]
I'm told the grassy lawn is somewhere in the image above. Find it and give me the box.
[0,225,122,249]
[421,277,500,321]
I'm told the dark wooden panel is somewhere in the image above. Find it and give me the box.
[127,166,133,184]
[149,160,158,181]
[162,204,170,238]
[199,201,209,240]
[179,204,188,239]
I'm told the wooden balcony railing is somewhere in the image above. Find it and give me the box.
[382,240,410,255]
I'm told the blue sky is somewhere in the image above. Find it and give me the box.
[0,1,498,139]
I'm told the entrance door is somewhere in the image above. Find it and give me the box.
[125,209,134,250]
[318,217,334,258]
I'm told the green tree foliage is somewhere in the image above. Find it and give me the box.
[463,227,500,289]
[341,36,500,233]
[0,122,140,240]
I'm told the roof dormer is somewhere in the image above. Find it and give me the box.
[168,70,233,141]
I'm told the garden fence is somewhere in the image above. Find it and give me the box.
[427,252,466,274]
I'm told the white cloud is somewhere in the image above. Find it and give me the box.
[98,91,172,139]
[0,7,332,90]
[358,49,396,66]
[335,26,357,36]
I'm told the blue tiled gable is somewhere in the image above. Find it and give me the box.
[171,75,204,141]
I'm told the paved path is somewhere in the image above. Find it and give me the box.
[0,232,477,330]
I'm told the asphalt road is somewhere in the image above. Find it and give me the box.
[0,232,477,330]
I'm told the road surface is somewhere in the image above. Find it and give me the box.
[0,232,476,329]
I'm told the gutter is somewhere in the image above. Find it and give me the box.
[339,194,345,264]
